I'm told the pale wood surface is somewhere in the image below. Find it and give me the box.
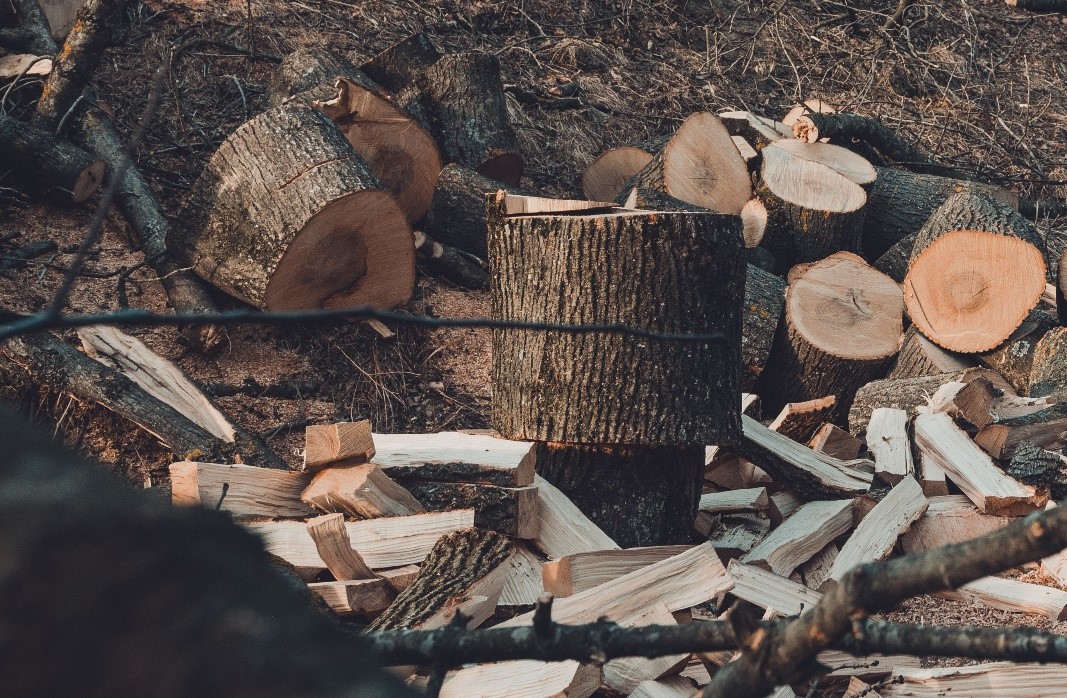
[307,578,395,616]
[306,513,377,581]
[301,463,424,518]
[170,461,313,518]
[304,421,375,471]
[742,499,854,576]
[504,193,617,215]
[698,487,770,515]
[372,431,535,486]
[761,139,874,213]
[937,575,1067,620]
[532,475,620,559]
[602,603,687,693]
[900,495,1010,553]
[880,662,1067,697]
[542,545,693,597]
[499,542,545,606]
[918,451,949,497]
[866,407,913,485]
[794,542,838,590]
[727,560,823,616]
[440,660,601,698]
[821,650,921,681]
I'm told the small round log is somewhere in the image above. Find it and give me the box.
[974,309,1058,394]
[359,32,442,92]
[0,112,106,204]
[177,103,414,311]
[409,52,523,186]
[623,112,752,215]
[742,263,786,391]
[581,146,653,202]
[887,325,973,380]
[1028,327,1067,401]
[756,252,904,424]
[903,191,1047,353]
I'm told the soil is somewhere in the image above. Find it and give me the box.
[2,0,1067,689]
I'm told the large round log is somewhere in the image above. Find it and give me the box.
[176,103,414,311]
[887,325,973,380]
[408,52,522,186]
[742,263,786,391]
[490,194,745,446]
[621,112,752,215]
[0,112,106,204]
[903,191,1047,353]
[756,252,904,424]
[359,32,442,92]
[581,146,653,202]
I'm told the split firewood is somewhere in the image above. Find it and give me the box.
[843,677,882,698]
[767,396,837,443]
[770,491,803,523]
[359,32,441,92]
[741,263,786,391]
[300,463,425,518]
[533,475,620,559]
[900,495,1010,553]
[304,420,375,472]
[307,577,397,617]
[0,112,105,204]
[821,477,927,590]
[403,481,539,538]
[699,512,772,558]
[914,411,1047,515]
[849,370,990,434]
[698,487,771,516]
[406,52,522,186]
[936,575,1067,620]
[371,431,535,486]
[1006,442,1067,499]
[793,542,838,590]
[732,415,873,499]
[581,146,653,202]
[887,326,974,380]
[732,135,758,163]
[930,376,1004,429]
[244,509,474,575]
[974,309,1058,393]
[865,408,913,485]
[719,110,792,148]
[726,560,824,616]
[1028,326,1067,400]
[880,662,1067,697]
[602,604,688,694]
[439,661,601,698]
[306,513,378,581]
[367,528,513,631]
[498,543,545,607]
[170,461,314,518]
[501,193,618,215]
[541,545,691,597]
[807,423,864,460]
[617,112,752,214]
[413,230,489,290]
[903,192,1047,353]
[756,252,903,424]
[176,102,414,312]
[741,499,854,577]
[974,403,1067,460]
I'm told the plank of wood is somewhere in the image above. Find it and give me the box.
[244,509,474,573]
[542,545,693,597]
[823,476,928,589]
[170,461,313,518]
[727,560,823,615]
[602,603,687,693]
[306,513,378,581]
[914,411,1046,515]
[879,662,1067,697]
[936,575,1067,620]
[865,408,913,485]
[372,431,535,486]
[532,475,619,558]
[900,495,1010,553]
[807,423,864,460]
[307,578,396,616]
[403,481,538,538]
[699,487,770,515]
[768,396,837,443]
[301,463,424,518]
[440,660,601,698]
[741,499,854,576]
[304,421,375,472]
[499,542,544,607]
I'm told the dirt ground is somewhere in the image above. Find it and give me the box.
[2,0,1067,684]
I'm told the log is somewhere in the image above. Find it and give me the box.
[860,166,1019,260]
[865,408,913,485]
[0,112,105,204]
[408,52,522,186]
[304,420,375,472]
[821,476,927,590]
[621,112,751,214]
[490,200,745,445]
[726,560,823,616]
[371,431,536,487]
[974,310,1058,393]
[741,197,769,248]
[742,262,786,390]
[1006,442,1067,500]
[807,423,864,460]
[936,576,1067,620]
[413,230,489,290]
[541,545,693,597]
[360,32,441,92]
[770,491,803,521]
[899,494,1010,553]
[781,99,837,128]
[403,481,539,538]
[732,415,873,499]
[930,377,999,429]
[913,411,1046,515]
[698,487,771,516]
[176,102,414,311]
[301,463,425,518]
[1028,326,1067,400]
[581,146,653,202]
[740,499,854,577]
[880,662,1067,697]
[755,252,903,423]
[367,528,513,630]
[0,0,55,54]
[306,513,378,581]
[170,461,313,518]
[888,326,974,380]
[873,231,914,283]
[268,46,362,105]
[903,192,1047,353]
[848,371,959,434]
[767,396,837,443]
[974,403,1067,460]
[532,475,620,559]
[307,577,396,617]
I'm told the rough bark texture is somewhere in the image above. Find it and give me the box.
[1006,442,1067,500]
[757,182,868,267]
[535,443,705,547]
[848,372,959,434]
[423,163,532,259]
[0,404,411,697]
[975,309,1058,394]
[176,102,414,311]
[360,32,441,92]
[0,0,56,54]
[404,481,534,538]
[1028,327,1067,401]
[742,263,786,391]
[490,203,744,446]
[874,231,915,283]
[367,529,512,631]
[889,325,974,380]
[409,52,522,186]
[0,111,106,203]
[862,167,1019,260]
[268,46,362,105]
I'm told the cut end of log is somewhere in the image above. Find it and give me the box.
[659,112,752,214]
[761,139,875,213]
[581,146,653,202]
[72,159,107,203]
[741,197,768,248]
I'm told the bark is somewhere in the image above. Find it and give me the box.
[176,102,414,311]
[757,181,867,266]
[535,443,705,547]
[848,372,959,434]
[1029,327,1067,401]
[32,0,128,133]
[360,32,442,93]
[413,230,488,289]
[1060,250,1067,325]
[1006,442,1067,500]
[741,263,786,391]
[0,403,411,697]
[268,46,362,106]
[0,0,55,55]
[490,200,744,446]
[974,309,1057,394]
[409,52,522,186]
[0,112,105,203]
[403,481,534,538]
[746,245,778,274]
[1,331,286,468]
[888,325,973,380]
[873,231,915,283]
[904,191,1047,353]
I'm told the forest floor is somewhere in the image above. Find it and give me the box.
[2,0,1067,672]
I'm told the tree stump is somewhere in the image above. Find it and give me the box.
[742,263,786,391]
[176,103,414,311]
[0,112,106,204]
[581,146,653,202]
[903,192,1047,353]
[756,252,903,424]
[490,194,745,544]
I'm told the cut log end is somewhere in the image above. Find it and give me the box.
[581,146,653,202]
[661,113,751,214]
[741,197,768,248]
[72,159,107,203]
